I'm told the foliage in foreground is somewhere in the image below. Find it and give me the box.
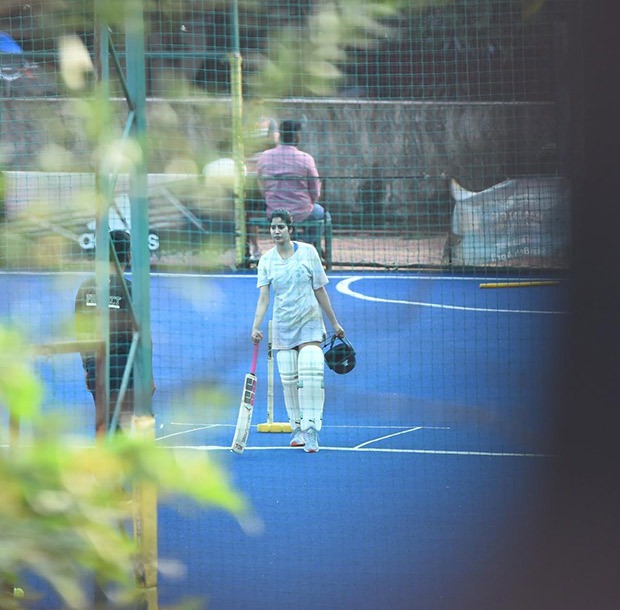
[0,325,257,609]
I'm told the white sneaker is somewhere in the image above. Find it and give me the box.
[303,427,319,453]
[290,428,305,447]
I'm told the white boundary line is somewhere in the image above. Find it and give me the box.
[151,422,552,458]
[156,424,222,441]
[336,276,569,315]
[167,422,450,430]
[158,444,552,458]
[354,426,423,449]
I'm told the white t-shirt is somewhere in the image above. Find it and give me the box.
[257,242,328,349]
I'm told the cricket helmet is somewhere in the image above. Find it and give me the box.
[322,334,356,374]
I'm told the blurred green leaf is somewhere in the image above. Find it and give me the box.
[0,326,254,608]
[249,0,400,97]
[0,327,43,420]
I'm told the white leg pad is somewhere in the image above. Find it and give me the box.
[276,349,300,429]
[298,345,324,431]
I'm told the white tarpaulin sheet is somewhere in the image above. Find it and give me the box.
[449,176,571,267]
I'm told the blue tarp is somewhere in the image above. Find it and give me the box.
[0,32,24,54]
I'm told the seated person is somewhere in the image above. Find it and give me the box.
[256,119,329,251]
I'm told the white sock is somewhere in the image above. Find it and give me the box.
[276,349,300,429]
[298,345,324,432]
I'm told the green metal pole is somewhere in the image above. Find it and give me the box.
[125,4,158,607]
[230,0,246,266]
[125,0,152,421]
[94,2,111,429]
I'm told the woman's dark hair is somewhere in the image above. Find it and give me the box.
[269,208,294,233]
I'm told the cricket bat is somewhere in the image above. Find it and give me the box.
[231,343,260,454]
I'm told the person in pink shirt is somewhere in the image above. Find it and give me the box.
[256,120,329,250]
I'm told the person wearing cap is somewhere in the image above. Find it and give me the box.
[74,230,154,435]
[256,120,329,253]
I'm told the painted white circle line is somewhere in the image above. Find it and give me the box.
[335,276,569,315]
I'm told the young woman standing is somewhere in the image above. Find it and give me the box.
[250,208,345,452]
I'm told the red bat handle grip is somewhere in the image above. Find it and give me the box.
[250,342,259,374]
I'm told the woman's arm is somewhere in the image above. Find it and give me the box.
[251,285,271,343]
[314,286,344,337]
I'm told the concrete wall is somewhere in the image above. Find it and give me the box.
[1,98,559,229]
